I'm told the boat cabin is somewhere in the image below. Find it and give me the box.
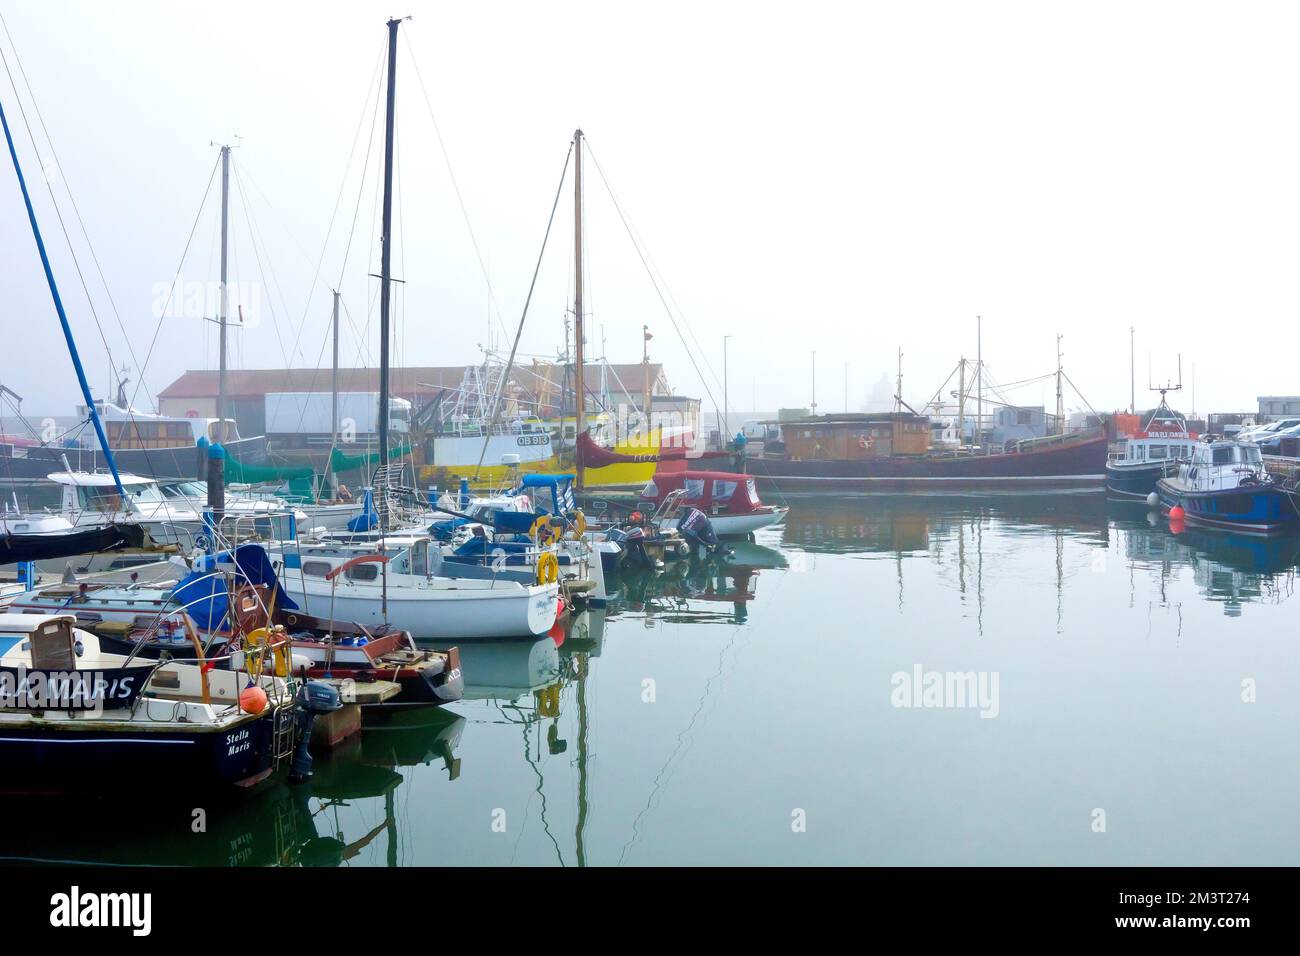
[1111,394,1198,467]
[1176,441,1266,492]
[639,471,765,516]
[46,471,157,516]
[777,413,930,460]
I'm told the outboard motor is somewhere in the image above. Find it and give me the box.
[289,679,343,783]
[608,524,652,569]
[677,506,720,557]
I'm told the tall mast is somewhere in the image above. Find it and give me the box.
[976,315,982,447]
[1129,326,1135,414]
[378,18,401,482]
[216,143,230,435]
[1055,333,1064,435]
[1,95,126,498]
[957,358,966,447]
[573,128,585,490]
[331,290,340,451]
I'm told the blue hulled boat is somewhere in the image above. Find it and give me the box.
[1154,441,1300,535]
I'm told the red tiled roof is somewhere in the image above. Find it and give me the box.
[157,364,667,400]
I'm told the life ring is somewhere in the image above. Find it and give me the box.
[536,551,559,585]
[569,509,587,539]
[531,515,560,546]
[244,626,291,679]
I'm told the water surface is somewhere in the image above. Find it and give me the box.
[7,492,1299,866]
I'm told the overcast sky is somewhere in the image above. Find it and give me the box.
[2,0,1298,425]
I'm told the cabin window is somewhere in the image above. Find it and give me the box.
[1243,446,1262,464]
[77,487,126,513]
[642,480,659,498]
[346,563,379,582]
[684,479,706,500]
[301,561,333,578]
[410,541,428,577]
[1212,446,1234,466]
[745,478,761,506]
[712,479,739,501]
[1148,445,1168,460]
[1016,410,1032,425]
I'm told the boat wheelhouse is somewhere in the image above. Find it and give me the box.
[1105,393,1198,499]
[1154,441,1300,535]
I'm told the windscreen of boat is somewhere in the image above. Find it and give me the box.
[1241,445,1263,465]
[1211,445,1234,466]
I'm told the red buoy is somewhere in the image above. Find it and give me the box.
[1169,505,1185,521]
[239,685,269,715]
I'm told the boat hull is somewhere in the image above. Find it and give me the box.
[1154,478,1300,535]
[661,507,789,537]
[282,582,561,641]
[0,705,289,793]
[1105,461,1170,499]
[742,434,1108,492]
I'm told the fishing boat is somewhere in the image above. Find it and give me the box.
[637,471,788,536]
[1154,441,1300,534]
[0,613,298,791]
[1106,383,1197,499]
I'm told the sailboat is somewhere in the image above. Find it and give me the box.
[279,18,561,641]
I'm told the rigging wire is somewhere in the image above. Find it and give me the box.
[402,27,512,346]
[472,141,575,476]
[0,13,145,406]
[581,137,722,418]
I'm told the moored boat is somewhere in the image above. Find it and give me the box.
[0,613,298,791]
[1154,441,1300,535]
[1106,391,1198,499]
[637,470,788,536]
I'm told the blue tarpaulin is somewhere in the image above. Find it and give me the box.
[170,544,298,632]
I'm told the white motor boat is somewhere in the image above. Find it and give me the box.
[48,471,207,547]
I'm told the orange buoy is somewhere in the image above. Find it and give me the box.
[239,685,269,715]
[1169,505,1185,521]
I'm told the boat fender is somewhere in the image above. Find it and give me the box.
[569,509,587,539]
[239,685,269,715]
[1146,492,1159,507]
[1170,505,1185,520]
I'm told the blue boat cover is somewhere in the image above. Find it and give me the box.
[171,543,298,631]
[347,487,380,532]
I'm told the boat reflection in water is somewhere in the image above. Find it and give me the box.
[1111,501,1300,616]
[780,491,1111,555]
[608,543,786,625]
[0,708,465,868]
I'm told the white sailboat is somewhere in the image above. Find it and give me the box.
[271,541,561,640]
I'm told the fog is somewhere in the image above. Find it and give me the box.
[2,0,1297,425]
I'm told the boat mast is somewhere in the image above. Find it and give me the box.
[976,315,982,448]
[957,358,966,447]
[328,288,340,493]
[378,17,402,491]
[573,128,585,490]
[216,143,231,436]
[0,95,126,498]
[1055,333,1064,435]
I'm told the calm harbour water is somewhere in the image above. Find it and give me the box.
[8,491,1300,866]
